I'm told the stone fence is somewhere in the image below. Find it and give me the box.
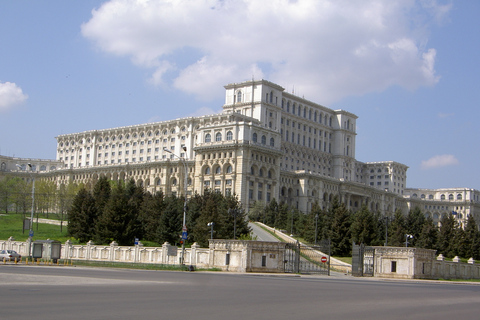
[0,237,289,273]
[372,246,480,280]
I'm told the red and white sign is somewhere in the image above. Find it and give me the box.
[321,256,328,263]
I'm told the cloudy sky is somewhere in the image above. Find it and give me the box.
[1,0,479,190]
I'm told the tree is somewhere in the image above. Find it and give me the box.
[156,195,183,245]
[139,191,164,242]
[95,182,142,245]
[388,209,407,247]
[350,206,377,246]
[406,207,425,247]
[330,200,351,256]
[416,216,438,250]
[67,187,97,242]
[463,215,480,260]
[437,213,457,258]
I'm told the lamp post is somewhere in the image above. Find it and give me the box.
[384,217,390,246]
[207,222,214,239]
[16,163,35,258]
[228,208,240,240]
[405,234,413,247]
[163,147,188,265]
[314,214,319,245]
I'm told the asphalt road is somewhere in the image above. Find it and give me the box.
[248,222,280,241]
[1,265,480,320]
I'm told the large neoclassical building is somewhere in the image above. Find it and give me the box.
[2,79,480,226]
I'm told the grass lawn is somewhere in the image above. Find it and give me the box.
[0,213,71,243]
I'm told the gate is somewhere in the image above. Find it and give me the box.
[352,243,375,277]
[284,240,330,275]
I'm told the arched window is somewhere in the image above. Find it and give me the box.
[172,178,177,186]
[287,101,290,112]
[205,167,211,175]
[268,170,272,179]
[226,165,232,173]
[236,90,242,103]
[156,179,161,185]
[251,166,255,175]
[205,133,211,143]
[215,132,222,141]
[259,169,264,177]
[441,194,446,200]
[252,133,257,142]
[270,91,273,103]
[226,131,233,141]
[270,138,275,147]
[457,194,463,200]
[261,135,266,145]
[449,194,454,200]
[215,166,221,174]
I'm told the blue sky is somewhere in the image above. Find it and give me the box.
[1,0,479,190]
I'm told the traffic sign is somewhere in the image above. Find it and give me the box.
[182,231,188,240]
[29,230,34,237]
[321,256,328,263]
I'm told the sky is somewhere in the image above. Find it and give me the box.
[1,0,479,190]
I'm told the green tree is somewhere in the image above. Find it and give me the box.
[95,182,142,245]
[156,195,183,245]
[330,200,351,256]
[350,206,377,246]
[388,209,407,247]
[67,187,97,242]
[463,215,480,260]
[416,216,438,250]
[437,213,457,258]
[406,207,425,246]
[139,191,165,242]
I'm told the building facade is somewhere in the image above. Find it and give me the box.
[2,80,479,224]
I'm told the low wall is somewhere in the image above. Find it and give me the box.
[372,246,480,280]
[0,237,289,273]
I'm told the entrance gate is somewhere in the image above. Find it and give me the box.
[352,243,375,277]
[284,240,330,275]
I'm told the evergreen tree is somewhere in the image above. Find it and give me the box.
[388,209,407,246]
[350,206,377,246]
[464,215,480,260]
[416,216,438,250]
[437,213,457,258]
[406,207,425,246]
[330,201,351,256]
[139,191,164,242]
[95,182,142,245]
[93,176,111,216]
[156,195,183,245]
[67,187,97,242]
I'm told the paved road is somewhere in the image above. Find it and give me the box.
[1,265,480,320]
[248,222,280,241]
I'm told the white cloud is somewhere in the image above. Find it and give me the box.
[421,154,459,169]
[0,82,28,112]
[81,0,448,103]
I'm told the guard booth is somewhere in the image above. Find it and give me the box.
[32,240,62,263]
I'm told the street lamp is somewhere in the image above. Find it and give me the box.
[228,208,240,240]
[16,163,35,258]
[384,217,390,246]
[314,214,319,245]
[163,147,188,265]
[405,234,413,247]
[207,222,214,239]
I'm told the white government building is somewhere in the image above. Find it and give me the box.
[2,79,479,227]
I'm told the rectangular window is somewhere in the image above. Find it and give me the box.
[391,261,397,273]
[261,255,267,267]
[225,253,230,265]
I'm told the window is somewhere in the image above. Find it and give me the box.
[205,133,211,143]
[226,131,233,140]
[252,133,257,142]
[226,165,232,173]
[215,166,221,174]
[391,261,397,273]
[236,90,242,103]
[261,135,266,145]
[215,132,222,141]
[205,167,211,175]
